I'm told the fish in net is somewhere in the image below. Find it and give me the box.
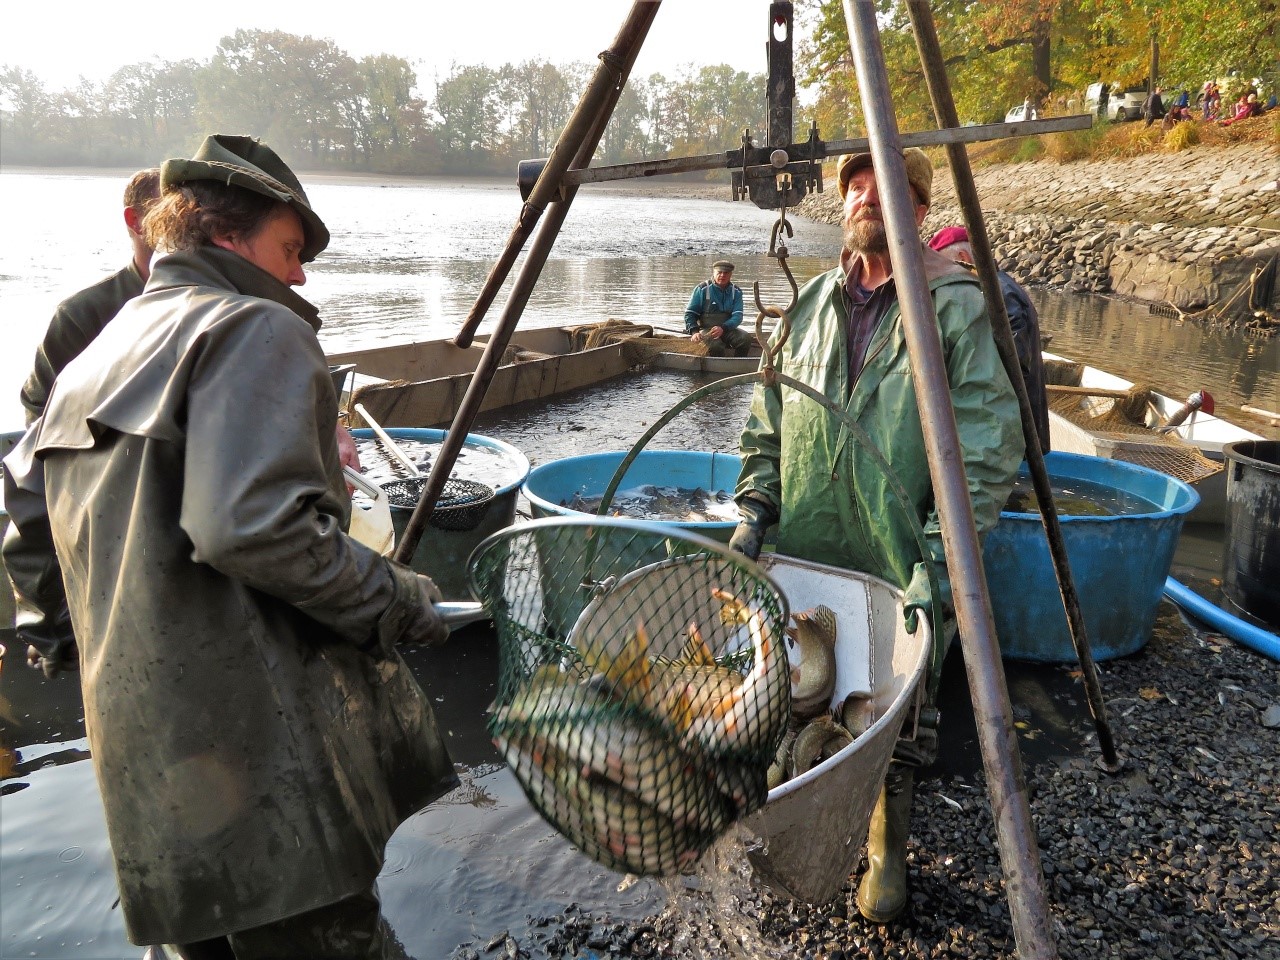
[469,517,791,876]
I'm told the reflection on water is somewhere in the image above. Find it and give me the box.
[1031,290,1278,433]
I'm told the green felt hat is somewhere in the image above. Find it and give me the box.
[162,134,329,262]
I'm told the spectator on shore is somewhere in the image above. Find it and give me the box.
[1161,104,1192,130]
[1220,93,1260,127]
[1142,86,1166,126]
[1201,81,1221,120]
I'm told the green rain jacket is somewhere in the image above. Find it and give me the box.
[736,247,1023,602]
[2,246,455,945]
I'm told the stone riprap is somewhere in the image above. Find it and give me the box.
[797,142,1280,329]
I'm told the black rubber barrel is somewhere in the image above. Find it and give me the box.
[1221,439,1280,627]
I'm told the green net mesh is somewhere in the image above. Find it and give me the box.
[469,516,792,876]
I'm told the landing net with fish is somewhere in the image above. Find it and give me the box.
[381,475,494,530]
[468,516,792,876]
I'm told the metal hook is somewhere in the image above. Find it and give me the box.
[768,215,794,259]
[753,255,798,316]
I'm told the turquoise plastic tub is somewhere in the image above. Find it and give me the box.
[522,450,744,542]
[983,451,1199,662]
[522,450,744,636]
[352,427,529,600]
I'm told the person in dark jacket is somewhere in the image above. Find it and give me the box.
[1143,86,1166,125]
[20,168,161,424]
[927,226,1051,452]
[684,260,754,356]
[2,135,454,959]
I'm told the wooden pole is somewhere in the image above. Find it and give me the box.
[393,2,659,564]
[905,0,1123,775]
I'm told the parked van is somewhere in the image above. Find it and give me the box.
[1085,82,1147,122]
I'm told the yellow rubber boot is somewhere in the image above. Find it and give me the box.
[856,764,914,923]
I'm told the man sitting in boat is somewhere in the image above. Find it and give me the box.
[684,259,753,357]
[20,168,161,425]
[730,148,1023,924]
[928,225,1051,452]
[3,134,455,959]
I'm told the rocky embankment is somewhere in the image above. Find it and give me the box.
[798,142,1280,331]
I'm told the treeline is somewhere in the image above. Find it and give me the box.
[0,29,766,175]
[5,2,1274,176]
[799,0,1277,138]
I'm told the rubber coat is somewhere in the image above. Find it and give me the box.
[20,260,145,424]
[736,248,1023,597]
[1,246,455,945]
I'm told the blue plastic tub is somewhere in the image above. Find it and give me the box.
[983,451,1199,662]
[523,450,744,636]
[522,450,744,543]
[352,427,529,600]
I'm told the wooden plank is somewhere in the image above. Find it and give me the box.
[1046,384,1142,399]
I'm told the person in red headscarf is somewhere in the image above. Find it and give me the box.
[928,227,1051,452]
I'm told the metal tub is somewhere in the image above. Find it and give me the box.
[743,555,930,905]
[352,427,529,601]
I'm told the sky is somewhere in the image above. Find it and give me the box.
[2,1,792,95]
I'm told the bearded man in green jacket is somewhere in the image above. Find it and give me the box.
[731,148,1024,923]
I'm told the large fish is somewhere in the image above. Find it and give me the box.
[489,587,786,876]
[491,670,731,835]
[581,589,789,757]
[680,588,791,755]
[495,730,708,876]
[785,604,838,720]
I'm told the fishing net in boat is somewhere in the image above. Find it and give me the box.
[1044,364,1222,485]
[469,516,791,876]
[566,318,715,361]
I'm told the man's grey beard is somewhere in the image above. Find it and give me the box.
[842,217,889,255]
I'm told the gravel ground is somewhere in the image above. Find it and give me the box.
[491,602,1279,960]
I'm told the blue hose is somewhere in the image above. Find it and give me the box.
[1164,577,1280,661]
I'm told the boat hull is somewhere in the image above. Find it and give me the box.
[328,326,766,429]
[742,555,931,905]
[1044,352,1261,526]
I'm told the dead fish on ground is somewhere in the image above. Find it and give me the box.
[785,604,838,720]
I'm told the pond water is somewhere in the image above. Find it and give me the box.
[0,169,1276,958]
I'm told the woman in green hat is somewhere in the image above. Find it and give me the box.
[3,135,455,958]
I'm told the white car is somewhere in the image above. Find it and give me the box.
[1084,83,1147,122]
[1004,102,1039,123]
